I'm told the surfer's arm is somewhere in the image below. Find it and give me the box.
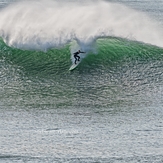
[80,51,86,54]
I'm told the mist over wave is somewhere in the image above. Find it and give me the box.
[0,0,163,51]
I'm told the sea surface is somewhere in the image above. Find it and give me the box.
[0,0,163,162]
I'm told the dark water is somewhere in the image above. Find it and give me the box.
[0,0,163,162]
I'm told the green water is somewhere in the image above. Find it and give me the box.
[1,37,163,108]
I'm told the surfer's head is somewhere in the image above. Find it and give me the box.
[78,50,80,52]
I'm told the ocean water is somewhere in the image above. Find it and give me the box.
[0,0,163,162]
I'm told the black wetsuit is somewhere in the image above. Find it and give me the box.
[74,51,85,64]
[74,51,80,64]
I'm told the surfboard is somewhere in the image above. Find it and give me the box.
[69,60,81,71]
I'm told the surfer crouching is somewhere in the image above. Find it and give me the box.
[73,50,86,64]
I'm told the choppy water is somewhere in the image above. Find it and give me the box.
[0,0,163,162]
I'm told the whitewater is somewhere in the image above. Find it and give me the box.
[0,0,163,51]
[0,0,163,163]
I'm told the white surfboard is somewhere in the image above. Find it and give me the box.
[69,60,81,71]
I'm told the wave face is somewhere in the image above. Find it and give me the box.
[1,37,163,108]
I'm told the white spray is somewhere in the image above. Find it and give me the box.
[0,0,163,52]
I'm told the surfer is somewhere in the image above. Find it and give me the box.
[73,50,86,64]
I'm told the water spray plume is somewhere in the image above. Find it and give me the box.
[0,0,162,51]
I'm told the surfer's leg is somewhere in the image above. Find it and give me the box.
[74,54,76,64]
[77,56,80,61]
[74,56,77,64]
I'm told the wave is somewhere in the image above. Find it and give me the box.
[1,36,163,108]
[1,37,163,76]
[1,36,163,87]
[1,0,163,108]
